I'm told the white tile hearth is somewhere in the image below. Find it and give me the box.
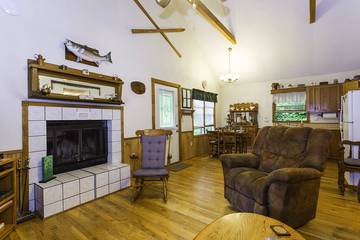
[113,110,121,120]
[29,136,46,152]
[89,109,102,120]
[28,106,45,121]
[80,190,95,204]
[29,151,46,168]
[67,170,95,193]
[45,107,62,120]
[56,173,80,199]
[29,166,42,184]
[110,142,121,154]
[29,184,35,200]
[35,180,63,205]
[121,166,131,180]
[29,200,35,212]
[27,104,124,217]
[62,108,77,120]
[121,178,131,189]
[111,120,121,131]
[36,200,63,219]
[34,163,130,218]
[83,166,109,188]
[63,195,80,211]
[102,109,113,120]
[96,185,109,198]
[77,108,90,120]
[109,181,121,193]
[111,131,121,142]
[28,121,46,136]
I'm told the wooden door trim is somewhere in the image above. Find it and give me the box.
[151,78,182,162]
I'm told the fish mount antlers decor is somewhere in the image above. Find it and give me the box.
[131,81,146,95]
[64,39,112,67]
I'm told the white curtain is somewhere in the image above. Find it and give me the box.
[274,92,306,110]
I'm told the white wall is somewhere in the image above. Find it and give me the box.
[191,0,360,82]
[219,69,360,127]
[0,0,219,151]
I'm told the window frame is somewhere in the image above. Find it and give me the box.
[193,99,216,136]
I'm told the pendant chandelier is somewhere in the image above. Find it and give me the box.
[155,0,171,8]
[220,47,239,83]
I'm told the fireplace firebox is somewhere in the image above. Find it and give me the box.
[47,120,108,174]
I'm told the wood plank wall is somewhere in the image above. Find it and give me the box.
[123,132,209,173]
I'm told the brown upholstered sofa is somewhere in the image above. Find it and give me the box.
[220,126,331,228]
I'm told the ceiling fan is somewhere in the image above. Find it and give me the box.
[155,0,235,44]
[156,0,230,18]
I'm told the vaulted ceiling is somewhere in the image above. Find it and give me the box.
[157,0,360,83]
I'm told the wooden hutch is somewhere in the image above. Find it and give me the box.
[227,103,259,144]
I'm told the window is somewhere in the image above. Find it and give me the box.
[194,100,215,135]
[159,89,175,128]
[181,88,192,108]
[273,92,307,122]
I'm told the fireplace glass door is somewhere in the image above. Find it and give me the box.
[47,121,108,174]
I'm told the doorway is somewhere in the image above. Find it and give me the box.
[152,78,181,164]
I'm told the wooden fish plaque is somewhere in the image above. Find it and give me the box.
[131,81,146,95]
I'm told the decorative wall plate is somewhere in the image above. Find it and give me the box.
[131,81,146,95]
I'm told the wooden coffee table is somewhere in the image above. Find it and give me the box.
[194,213,305,240]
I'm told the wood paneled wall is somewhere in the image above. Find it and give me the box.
[181,132,209,161]
[123,132,209,173]
[123,137,141,173]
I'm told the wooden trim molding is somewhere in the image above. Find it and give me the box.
[22,101,124,110]
[132,0,182,58]
[189,0,236,44]
[310,0,316,24]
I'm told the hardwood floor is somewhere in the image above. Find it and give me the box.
[8,157,360,240]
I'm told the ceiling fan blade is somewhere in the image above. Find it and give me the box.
[199,0,229,17]
[159,0,190,18]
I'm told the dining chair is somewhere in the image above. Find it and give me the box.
[132,129,172,203]
[338,140,360,202]
[235,133,247,154]
[207,130,220,157]
[222,131,237,154]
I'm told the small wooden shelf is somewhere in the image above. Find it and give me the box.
[271,86,306,94]
[0,158,16,240]
[181,109,195,115]
[0,224,15,239]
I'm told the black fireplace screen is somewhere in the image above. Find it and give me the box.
[47,120,108,174]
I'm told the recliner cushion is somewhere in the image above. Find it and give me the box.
[226,168,269,204]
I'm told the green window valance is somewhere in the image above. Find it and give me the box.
[192,89,218,103]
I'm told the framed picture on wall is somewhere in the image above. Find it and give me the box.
[182,88,192,109]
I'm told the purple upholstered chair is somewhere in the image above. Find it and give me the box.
[132,129,172,202]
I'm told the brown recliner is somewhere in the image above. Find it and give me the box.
[220,126,331,228]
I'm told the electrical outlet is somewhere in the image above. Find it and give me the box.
[190,141,193,146]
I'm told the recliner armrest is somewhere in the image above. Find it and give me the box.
[220,153,260,169]
[268,167,322,184]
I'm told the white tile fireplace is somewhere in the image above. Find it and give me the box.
[24,102,129,217]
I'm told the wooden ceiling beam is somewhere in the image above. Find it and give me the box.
[131,28,186,34]
[132,0,182,58]
[189,0,236,45]
[310,0,316,24]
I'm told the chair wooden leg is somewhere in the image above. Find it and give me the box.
[358,179,360,203]
[132,178,141,202]
[162,177,168,203]
[338,168,345,195]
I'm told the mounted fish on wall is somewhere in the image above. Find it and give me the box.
[64,39,112,67]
